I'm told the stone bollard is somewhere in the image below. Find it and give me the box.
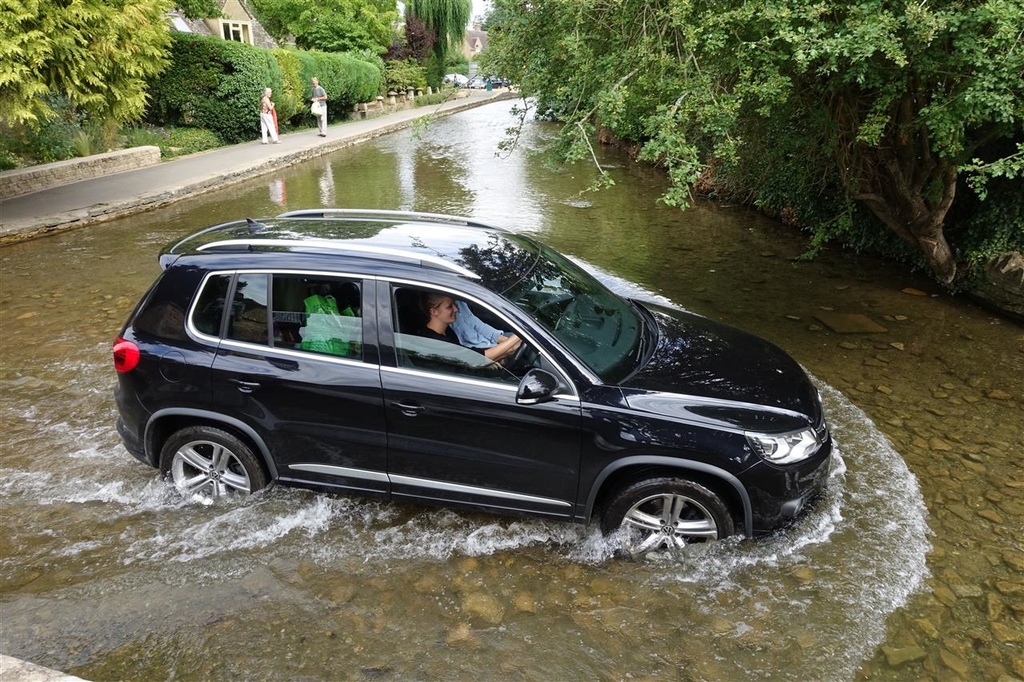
[407,87,415,100]
[376,96,385,111]
[387,91,396,106]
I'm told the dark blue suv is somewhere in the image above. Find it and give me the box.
[112,210,831,557]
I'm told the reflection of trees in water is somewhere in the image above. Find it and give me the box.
[456,235,551,295]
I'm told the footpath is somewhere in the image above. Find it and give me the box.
[0,89,515,244]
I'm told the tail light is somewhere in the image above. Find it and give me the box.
[112,337,140,373]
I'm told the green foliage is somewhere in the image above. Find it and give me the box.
[270,48,306,122]
[486,0,1024,286]
[250,0,396,54]
[147,34,284,143]
[407,0,471,63]
[71,130,93,158]
[384,60,427,92]
[176,0,221,19]
[0,0,173,126]
[121,124,222,158]
[3,94,82,163]
[293,49,383,119]
[0,148,17,171]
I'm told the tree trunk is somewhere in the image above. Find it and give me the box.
[832,93,960,285]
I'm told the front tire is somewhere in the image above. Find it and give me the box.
[601,477,735,558]
[159,426,269,502]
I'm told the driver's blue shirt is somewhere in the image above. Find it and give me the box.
[450,301,504,348]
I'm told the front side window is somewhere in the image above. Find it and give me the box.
[391,285,521,385]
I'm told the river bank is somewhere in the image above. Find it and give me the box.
[0,90,515,245]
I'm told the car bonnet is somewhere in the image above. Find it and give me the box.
[619,303,821,430]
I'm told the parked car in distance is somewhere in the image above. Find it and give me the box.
[467,76,487,89]
[442,73,468,88]
[112,210,832,558]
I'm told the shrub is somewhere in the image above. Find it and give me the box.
[12,94,83,163]
[71,130,93,158]
[121,125,222,159]
[271,48,305,124]
[384,60,427,93]
[148,34,284,144]
[148,36,383,138]
[293,49,382,121]
[0,149,18,171]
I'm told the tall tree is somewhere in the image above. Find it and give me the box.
[486,0,1024,285]
[250,0,397,54]
[177,0,221,18]
[406,0,470,62]
[0,0,173,125]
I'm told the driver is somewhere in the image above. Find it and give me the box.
[418,293,522,362]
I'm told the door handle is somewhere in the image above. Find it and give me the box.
[230,379,261,394]
[391,400,424,417]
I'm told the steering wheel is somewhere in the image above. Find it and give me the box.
[554,297,582,332]
[508,340,540,373]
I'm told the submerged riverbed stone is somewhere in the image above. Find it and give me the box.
[939,648,971,676]
[882,645,927,667]
[815,312,888,333]
[444,622,479,648]
[513,592,536,614]
[461,592,505,624]
[991,622,1024,644]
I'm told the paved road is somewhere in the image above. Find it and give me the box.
[0,90,515,243]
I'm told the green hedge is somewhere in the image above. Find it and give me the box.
[291,49,381,122]
[148,35,382,142]
[147,34,283,144]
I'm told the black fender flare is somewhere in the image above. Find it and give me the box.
[584,456,753,537]
[145,408,279,479]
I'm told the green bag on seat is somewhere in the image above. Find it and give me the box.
[299,294,354,356]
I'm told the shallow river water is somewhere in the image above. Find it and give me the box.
[1,102,1021,681]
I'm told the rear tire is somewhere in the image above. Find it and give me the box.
[601,477,735,558]
[159,426,269,502]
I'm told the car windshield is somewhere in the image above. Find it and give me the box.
[496,241,644,383]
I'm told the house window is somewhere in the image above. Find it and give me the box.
[221,20,252,44]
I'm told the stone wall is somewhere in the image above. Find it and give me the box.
[0,146,161,200]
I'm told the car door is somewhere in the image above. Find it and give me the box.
[207,271,388,496]
[378,281,583,519]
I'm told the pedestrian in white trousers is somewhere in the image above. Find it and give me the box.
[260,87,279,144]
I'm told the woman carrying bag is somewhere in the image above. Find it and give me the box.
[310,77,328,137]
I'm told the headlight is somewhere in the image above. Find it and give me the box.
[746,428,823,465]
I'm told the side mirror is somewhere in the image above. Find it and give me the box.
[516,369,559,405]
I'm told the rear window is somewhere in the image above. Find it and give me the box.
[192,274,232,337]
[188,272,363,360]
[131,269,199,342]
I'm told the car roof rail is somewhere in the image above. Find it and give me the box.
[274,208,508,232]
[195,238,482,279]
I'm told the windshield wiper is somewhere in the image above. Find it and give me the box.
[629,300,654,363]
